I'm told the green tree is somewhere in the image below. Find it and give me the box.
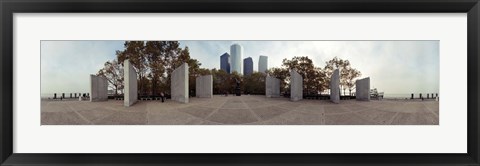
[243,72,266,94]
[324,56,361,95]
[343,66,361,96]
[145,41,167,96]
[116,41,148,96]
[282,56,324,94]
[267,67,289,93]
[312,67,327,94]
[163,41,182,95]
[96,60,124,95]
[111,41,206,97]
[211,68,231,94]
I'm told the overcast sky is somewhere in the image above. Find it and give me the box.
[41,40,439,96]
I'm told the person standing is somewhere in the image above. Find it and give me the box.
[160,92,165,103]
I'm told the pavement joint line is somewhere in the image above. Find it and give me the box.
[352,111,381,125]
[76,101,92,112]
[320,105,326,125]
[145,102,151,125]
[324,110,353,116]
[241,98,262,122]
[91,111,117,124]
[369,101,390,110]
[153,106,202,122]
[67,104,94,125]
[200,118,225,125]
[203,98,229,120]
[388,112,400,125]
[271,105,291,113]
[423,102,439,118]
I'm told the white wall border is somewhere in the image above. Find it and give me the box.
[14,13,467,153]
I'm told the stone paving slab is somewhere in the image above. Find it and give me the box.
[221,100,248,109]
[207,109,258,124]
[41,111,87,125]
[324,105,351,115]
[41,95,439,125]
[276,102,302,111]
[354,109,398,125]
[342,103,370,112]
[76,109,117,123]
[325,113,377,125]
[93,111,147,125]
[390,112,439,125]
[252,110,325,125]
[148,110,205,125]
[178,106,216,119]
[250,106,290,121]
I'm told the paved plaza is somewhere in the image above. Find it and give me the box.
[41,95,439,125]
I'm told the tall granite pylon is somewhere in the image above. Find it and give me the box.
[330,69,340,104]
[196,75,213,98]
[171,63,189,103]
[356,77,370,101]
[124,60,138,107]
[266,75,281,98]
[290,69,303,101]
[90,75,108,102]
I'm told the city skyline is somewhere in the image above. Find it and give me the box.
[243,57,253,75]
[258,55,268,74]
[230,44,243,74]
[41,40,439,96]
[220,52,230,73]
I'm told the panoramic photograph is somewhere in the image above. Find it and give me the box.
[41,40,439,125]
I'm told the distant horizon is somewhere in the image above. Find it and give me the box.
[41,40,439,95]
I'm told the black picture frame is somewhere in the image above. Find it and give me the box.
[1,0,479,165]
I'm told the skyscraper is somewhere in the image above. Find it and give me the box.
[258,55,268,73]
[230,44,243,74]
[243,57,253,75]
[220,52,230,73]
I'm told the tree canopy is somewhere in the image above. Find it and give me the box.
[97,41,209,96]
[268,56,361,95]
[324,57,361,95]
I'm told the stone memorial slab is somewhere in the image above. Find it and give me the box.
[355,77,370,101]
[266,75,281,98]
[124,60,138,107]
[330,69,340,104]
[196,75,213,98]
[171,63,189,103]
[290,69,303,101]
[90,75,108,102]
